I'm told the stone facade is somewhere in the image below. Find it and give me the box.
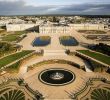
[6,23,105,32]
[70,24,105,30]
[39,26,70,34]
[6,24,38,32]
[39,24,105,34]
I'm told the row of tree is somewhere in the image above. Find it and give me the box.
[0,42,13,51]
[89,43,110,56]
[0,42,18,57]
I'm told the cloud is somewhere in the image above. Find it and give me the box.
[0,0,52,15]
[0,0,110,15]
[46,4,110,15]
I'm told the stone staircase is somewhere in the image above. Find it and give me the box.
[44,50,66,56]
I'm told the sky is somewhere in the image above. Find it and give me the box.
[0,0,110,15]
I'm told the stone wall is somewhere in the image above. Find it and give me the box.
[6,24,38,32]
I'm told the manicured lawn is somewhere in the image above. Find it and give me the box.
[5,61,21,73]
[0,50,33,68]
[14,31,25,35]
[1,31,26,42]
[77,50,110,65]
[2,34,20,41]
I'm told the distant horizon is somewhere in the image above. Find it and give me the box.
[0,14,110,17]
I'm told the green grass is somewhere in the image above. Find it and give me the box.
[91,88,110,100]
[2,34,20,41]
[77,50,110,65]
[1,31,26,42]
[14,31,26,35]
[5,61,21,72]
[0,89,25,100]
[0,50,33,69]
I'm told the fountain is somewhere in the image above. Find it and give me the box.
[39,68,75,86]
[50,72,64,80]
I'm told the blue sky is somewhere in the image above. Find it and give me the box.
[0,0,110,15]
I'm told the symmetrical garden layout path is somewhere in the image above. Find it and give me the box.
[23,63,110,99]
[19,54,85,75]
[1,29,110,99]
[18,31,87,51]
[18,30,88,75]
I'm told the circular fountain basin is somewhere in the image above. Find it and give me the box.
[39,68,75,86]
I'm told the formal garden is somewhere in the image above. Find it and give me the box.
[70,77,110,100]
[91,88,110,100]
[0,89,25,100]
[0,78,44,100]
[0,28,110,99]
